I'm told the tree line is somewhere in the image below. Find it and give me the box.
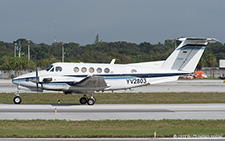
[0,37,224,70]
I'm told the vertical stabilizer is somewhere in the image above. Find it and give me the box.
[161,37,216,73]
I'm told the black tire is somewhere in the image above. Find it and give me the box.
[80,97,87,105]
[87,98,95,105]
[13,96,22,104]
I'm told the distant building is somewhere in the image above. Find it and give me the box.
[219,60,225,69]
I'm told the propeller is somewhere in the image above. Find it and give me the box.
[35,60,39,93]
[35,58,39,93]
[35,58,43,93]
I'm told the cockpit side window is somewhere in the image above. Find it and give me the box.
[45,65,53,71]
[56,66,62,72]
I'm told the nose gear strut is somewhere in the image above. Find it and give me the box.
[14,85,22,104]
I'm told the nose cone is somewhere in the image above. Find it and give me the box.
[12,77,17,85]
[12,72,36,85]
[12,75,23,85]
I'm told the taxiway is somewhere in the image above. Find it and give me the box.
[1,80,225,93]
[0,103,225,121]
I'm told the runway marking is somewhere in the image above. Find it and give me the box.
[0,110,173,113]
[0,110,225,113]
[173,110,225,112]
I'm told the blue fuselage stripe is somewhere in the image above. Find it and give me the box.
[13,73,188,82]
[12,73,189,86]
[64,73,188,78]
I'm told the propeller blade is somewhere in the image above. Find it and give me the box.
[35,57,44,93]
[35,58,39,93]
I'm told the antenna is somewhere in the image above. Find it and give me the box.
[53,20,56,43]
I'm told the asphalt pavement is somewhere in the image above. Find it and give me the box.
[0,103,225,120]
[1,79,225,93]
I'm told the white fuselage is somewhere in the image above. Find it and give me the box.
[12,61,187,94]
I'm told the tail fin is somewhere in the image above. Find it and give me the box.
[161,37,216,72]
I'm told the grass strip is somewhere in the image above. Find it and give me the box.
[0,119,224,138]
[1,92,225,104]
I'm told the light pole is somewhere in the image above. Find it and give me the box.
[27,41,30,70]
[28,41,30,60]
[14,43,17,57]
[62,44,64,62]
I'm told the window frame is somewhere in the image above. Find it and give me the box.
[104,68,110,73]
[81,67,87,73]
[97,67,102,73]
[73,67,79,73]
[89,67,95,73]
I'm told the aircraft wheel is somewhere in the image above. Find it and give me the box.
[13,96,22,104]
[80,97,88,105]
[87,98,95,105]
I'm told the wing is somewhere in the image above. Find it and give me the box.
[68,76,108,93]
[74,76,107,87]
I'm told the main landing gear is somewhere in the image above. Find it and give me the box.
[14,87,22,104]
[79,94,96,105]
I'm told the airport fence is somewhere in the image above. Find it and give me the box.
[203,68,225,78]
[0,70,33,79]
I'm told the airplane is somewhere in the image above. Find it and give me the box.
[12,37,216,105]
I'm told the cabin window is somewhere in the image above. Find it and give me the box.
[97,68,102,73]
[74,67,79,73]
[104,68,110,73]
[45,65,53,71]
[81,67,87,73]
[131,69,137,73]
[56,66,62,72]
[89,67,94,73]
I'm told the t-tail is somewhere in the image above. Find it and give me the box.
[161,37,217,73]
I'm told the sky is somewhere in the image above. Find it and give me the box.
[0,0,225,45]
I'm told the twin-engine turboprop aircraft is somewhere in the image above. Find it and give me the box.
[12,37,216,105]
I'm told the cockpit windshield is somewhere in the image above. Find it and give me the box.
[45,65,53,71]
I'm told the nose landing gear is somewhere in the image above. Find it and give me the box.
[14,86,22,104]
[14,96,22,104]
